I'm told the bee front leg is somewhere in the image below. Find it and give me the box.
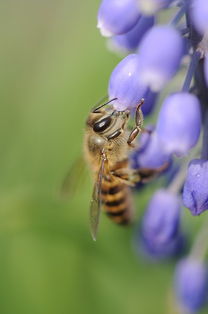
[127,99,144,146]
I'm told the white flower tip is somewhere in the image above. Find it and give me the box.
[140,70,165,92]
[106,39,128,56]
[137,0,159,15]
[97,20,113,37]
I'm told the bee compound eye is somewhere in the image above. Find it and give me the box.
[93,116,112,133]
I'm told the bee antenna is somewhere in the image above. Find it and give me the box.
[93,98,117,113]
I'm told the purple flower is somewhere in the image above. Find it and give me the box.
[135,131,171,168]
[174,258,208,312]
[108,15,155,53]
[190,0,208,35]
[129,89,158,117]
[140,233,184,260]
[97,0,141,37]
[108,54,147,110]
[156,92,201,156]
[137,0,173,15]
[142,190,181,243]
[141,89,158,116]
[138,189,182,259]
[130,125,154,168]
[183,159,208,216]
[137,25,184,91]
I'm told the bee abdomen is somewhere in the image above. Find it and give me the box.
[101,180,133,225]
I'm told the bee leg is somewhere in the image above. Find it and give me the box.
[137,162,169,183]
[127,99,144,146]
[112,162,169,185]
[111,169,141,186]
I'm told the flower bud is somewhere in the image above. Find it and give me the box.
[135,132,171,168]
[108,15,155,53]
[140,233,184,260]
[108,54,147,110]
[142,89,158,116]
[97,0,141,37]
[137,0,173,15]
[137,25,184,91]
[183,159,208,215]
[138,189,182,259]
[174,258,208,313]
[142,190,181,243]
[156,93,201,156]
[190,0,208,35]
[130,125,154,168]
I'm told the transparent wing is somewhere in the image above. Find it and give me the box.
[89,155,106,241]
[60,156,87,198]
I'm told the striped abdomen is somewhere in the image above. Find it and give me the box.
[101,176,133,225]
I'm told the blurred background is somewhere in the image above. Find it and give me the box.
[0,1,203,314]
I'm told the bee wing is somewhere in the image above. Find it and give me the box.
[90,154,106,241]
[60,156,87,197]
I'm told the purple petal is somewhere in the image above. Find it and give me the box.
[142,89,158,116]
[139,233,184,260]
[156,92,201,155]
[190,0,208,35]
[97,0,141,37]
[174,258,208,312]
[183,159,208,215]
[137,25,184,91]
[109,15,155,53]
[142,189,181,244]
[136,189,183,260]
[108,54,147,110]
[135,131,171,168]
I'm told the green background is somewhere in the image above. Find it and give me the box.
[0,1,205,314]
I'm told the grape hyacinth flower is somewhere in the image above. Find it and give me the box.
[134,131,171,168]
[190,0,208,35]
[108,54,147,110]
[130,125,154,169]
[95,0,208,311]
[108,15,155,53]
[140,231,184,260]
[174,258,208,313]
[137,25,184,91]
[137,0,173,15]
[183,159,208,216]
[156,92,201,156]
[108,55,158,112]
[141,89,158,116]
[138,190,182,259]
[97,0,141,37]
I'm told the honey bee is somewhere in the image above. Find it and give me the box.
[84,98,166,241]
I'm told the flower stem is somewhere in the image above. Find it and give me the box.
[169,4,186,26]
[167,162,188,195]
[189,218,208,261]
[182,51,201,92]
[167,137,202,194]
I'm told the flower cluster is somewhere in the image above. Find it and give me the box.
[96,0,208,312]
